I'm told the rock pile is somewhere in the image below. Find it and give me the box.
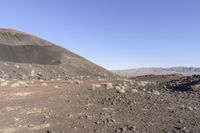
[165,75,200,91]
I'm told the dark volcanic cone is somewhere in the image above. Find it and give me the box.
[0,28,114,79]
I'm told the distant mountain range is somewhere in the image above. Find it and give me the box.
[113,67,200,77]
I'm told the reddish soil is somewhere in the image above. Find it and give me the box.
[0,76,200,133]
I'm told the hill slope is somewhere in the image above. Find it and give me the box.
[0,28,114,80]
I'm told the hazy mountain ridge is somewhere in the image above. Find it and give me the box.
[113,67,200,77]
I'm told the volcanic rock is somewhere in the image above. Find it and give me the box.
[0,28,115,80]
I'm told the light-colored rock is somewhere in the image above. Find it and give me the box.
[41,83,48,87]
[13,92,32,96]
[115,86,121,90]
[97,78,105,81]
[1,81,9,87]
[14,64,20,68]
[79,76,85,79]
[0,78,6,82]
[74,80,82,84]
[0,127,20,133]
[131,89,139,93]
[11,81,28,88]
[115,86,126,93]
[118,89,126,93]
[28,123,51,131]
[153,90,161,95]
[101,82,113,89]
[18,81,28,86]
[121,81,127,87]
[103,73,108,77]
[56,78,61,81]
[91,84,101,90]
[187,106,193,111]
[30,81,34,84]
[5,106,21,112]
[31,70,36,77]
[11,83,20,88]
[147,91,152,94]
[54,85,59,89]
[120,86,126,90]
[129,80,134,85]
[137,81,149,87]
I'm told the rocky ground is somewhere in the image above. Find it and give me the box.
[2,28,199,133]
[0,75,200,133]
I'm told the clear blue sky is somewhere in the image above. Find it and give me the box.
[0,0,200,69]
